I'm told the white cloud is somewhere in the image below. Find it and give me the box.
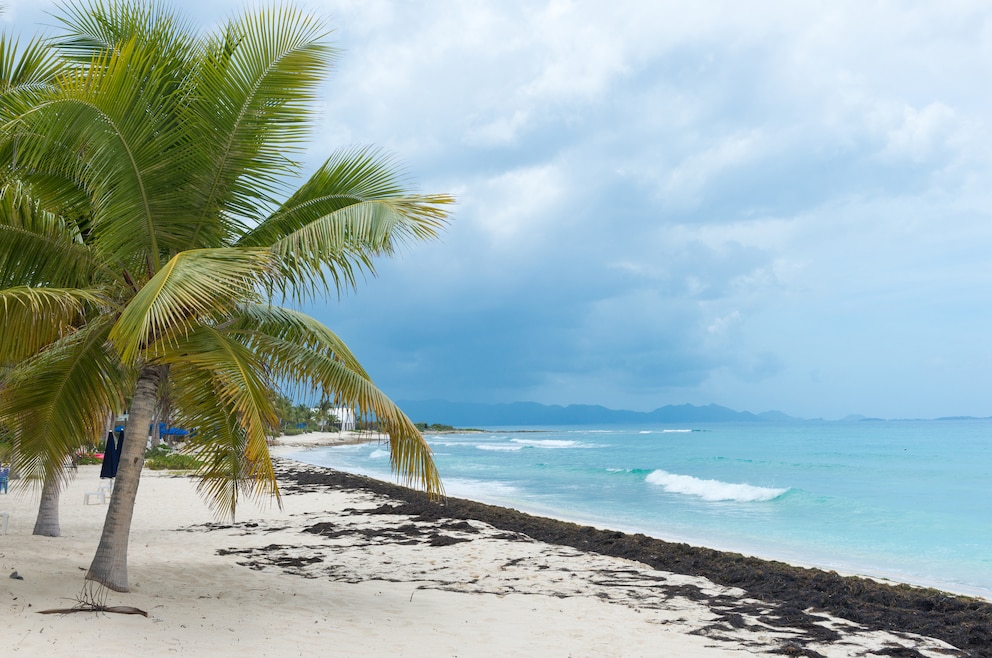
[11,0,992,417]
[519,1,630,101]
[464,110,532,147]
[706,310,741,336]
[661,131,769,207]
[879,102,960,163]
[467,164,567,246]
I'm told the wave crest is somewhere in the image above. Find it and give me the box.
[510,438,580,449]
[646,470,787,502]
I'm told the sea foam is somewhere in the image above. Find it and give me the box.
[443,477,519,499]
[510,438,581,449]
[646,470,787,502]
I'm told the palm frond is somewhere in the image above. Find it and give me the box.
[240,149,452,300]
[226,303,371,378]
[0,315,128,487]
[159,326,280,518]
[51,0,198,67]
[184,4,335,243]
[0,184,108,288]
[246,147,451,237]
[273,196,451,300]
[110,247,276,363]
[6,32,195,270]
[0,286,107,363]
[226,320,442,497]
[185,408,257,521]
[0,31,61,114]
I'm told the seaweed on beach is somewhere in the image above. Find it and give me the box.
[275,459,991,657]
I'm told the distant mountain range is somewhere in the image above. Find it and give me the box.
[395,400,800,427]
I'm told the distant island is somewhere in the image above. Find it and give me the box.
[398,400,799,427]
[413,422,484,433]
[398,400,992,427]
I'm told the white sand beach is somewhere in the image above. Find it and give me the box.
[0,460,966,657]
[271,430,386,449]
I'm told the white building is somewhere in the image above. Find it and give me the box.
[332,408,356,431]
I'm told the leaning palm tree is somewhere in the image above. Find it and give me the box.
[0,1,451,592]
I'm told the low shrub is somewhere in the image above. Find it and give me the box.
[144,446,201,471]
[145,444,172,459]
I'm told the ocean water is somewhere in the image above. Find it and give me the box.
[282,420,992,599]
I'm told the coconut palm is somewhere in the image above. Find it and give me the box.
[0,1,451,592]
[0,34,80,537]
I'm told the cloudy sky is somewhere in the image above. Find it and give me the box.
[7,1,992,419]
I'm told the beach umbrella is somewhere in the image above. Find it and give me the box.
[100,431,119,479]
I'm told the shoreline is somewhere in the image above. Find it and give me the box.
[269,429,386,448]
[275,458,992,656]
[440,492,992,603]
[274,436,991,603]
[1,460,988,656]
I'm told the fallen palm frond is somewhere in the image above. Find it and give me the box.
[36,581,148,617]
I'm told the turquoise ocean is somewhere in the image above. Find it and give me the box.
[283,419,992,599]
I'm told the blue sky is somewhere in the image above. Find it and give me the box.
[7,1,992,419]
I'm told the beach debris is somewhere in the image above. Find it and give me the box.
[10,571,23,580]
[36,582,148,617]
[37,605,148,617]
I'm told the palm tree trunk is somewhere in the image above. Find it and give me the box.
[85,365,160,592]
[32,471,61,537]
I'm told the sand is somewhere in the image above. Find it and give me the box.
[0,455,978,657]
[270,430,387,449]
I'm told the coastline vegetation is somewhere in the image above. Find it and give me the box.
[143,444,201,471]
[414,422,484,433]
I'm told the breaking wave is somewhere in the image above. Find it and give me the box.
[646,470,788,502]
[510,439,582,449]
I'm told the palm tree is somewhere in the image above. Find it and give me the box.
[0,36,79,537]
[271,392,295,434]
[0,1,451,592]
[292,402,314,431]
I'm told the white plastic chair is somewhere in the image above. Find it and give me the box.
[83,491,106,504]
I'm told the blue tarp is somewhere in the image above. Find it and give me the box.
[157,422,189,436]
